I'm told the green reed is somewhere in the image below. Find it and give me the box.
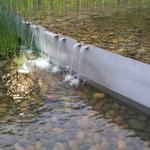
[0,8,18,57]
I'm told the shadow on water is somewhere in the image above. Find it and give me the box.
[0,56,150,150]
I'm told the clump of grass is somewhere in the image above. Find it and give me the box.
[0,0,32,57]
[0,8,19,57]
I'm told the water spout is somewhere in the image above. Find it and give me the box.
[60,37,66,41]
[44,31,58,61]
[62,43,82,87]
[68,45,89,86]
[30,29,36,50]
[70,43,81,74]
[63,43,81,83]
[51,35,60,73]
[54,34,59,38]
[77,45,89,78]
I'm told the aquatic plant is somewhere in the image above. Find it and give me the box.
[0,0,34,57]
[0,8,19,57]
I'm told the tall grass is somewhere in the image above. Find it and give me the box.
[0,8,19,57]
[0,0,33,57]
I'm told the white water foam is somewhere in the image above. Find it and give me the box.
[17,63,31,74]
[31,57,50,69]
[69,77,80,87]
[17,57,50,73]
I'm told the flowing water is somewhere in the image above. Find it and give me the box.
[0,53,150,150]
[0,0,150,150]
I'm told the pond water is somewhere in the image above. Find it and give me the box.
[0,0,150,149]
[28,0,150,63]
[0,55,150,150]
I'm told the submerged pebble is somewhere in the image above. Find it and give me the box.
[93,92,106,100]
[15,143,25,150]
[117,140,127,150]
[52,142,66,150]
[68,140,79,150]
[128,119,146,131]
[76,130,85,144]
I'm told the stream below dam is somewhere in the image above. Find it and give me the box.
[0,0,150,149]
[0,54,150,150]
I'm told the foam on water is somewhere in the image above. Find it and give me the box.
[64,74,74,82]
[17,57,50,73]
[63,74,80,86]
[69,77,80,87]
[17,63,31,74]
[51,66,60,73]
[31,57,50,69]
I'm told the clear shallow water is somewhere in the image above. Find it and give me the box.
[0,0,150,149]
[0,56,150,150]
[29,0,150,63]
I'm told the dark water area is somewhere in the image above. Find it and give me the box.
[0,59,150,150]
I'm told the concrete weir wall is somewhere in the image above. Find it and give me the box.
[23,22,150,116]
